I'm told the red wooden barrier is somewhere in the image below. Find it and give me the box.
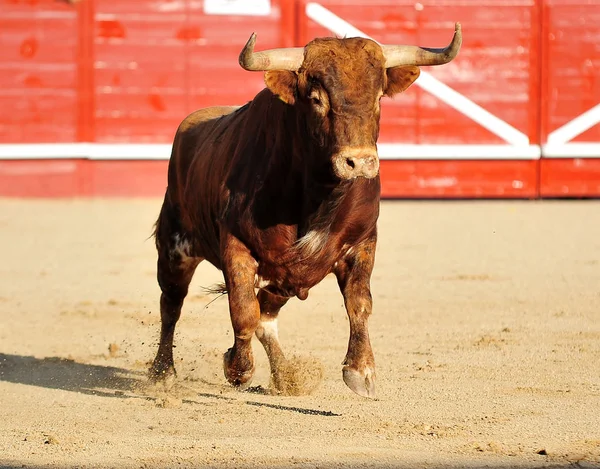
[0,0,598,198]
[0,0,79,143]
[298,0,542,198]
[539,0,600,197]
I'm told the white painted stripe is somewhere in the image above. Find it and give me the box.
[547,103,600,145]
[90,144,172,159]
[0,143,540,160]
[0,143,89,159]
[305,2,531,147]
[0,144,172,160]
[306,2,369,39]
[542,143,600,158]
[414,74,530,146]
[378,144,540,160]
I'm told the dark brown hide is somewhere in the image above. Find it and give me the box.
[150,37,421,398]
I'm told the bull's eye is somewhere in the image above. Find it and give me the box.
[309,89,322,107]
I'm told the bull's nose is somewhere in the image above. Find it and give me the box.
[333,147,379,180]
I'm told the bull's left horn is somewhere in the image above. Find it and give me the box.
[382,22,462,68]
[239,33,305,71]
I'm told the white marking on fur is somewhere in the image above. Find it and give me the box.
[256,317,279,341]
[254,274,271,289]
[174,234,191,256]
[170,233,192,263]
[295,230,328,259]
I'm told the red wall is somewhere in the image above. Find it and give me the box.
[539,0,600,197]
[0,0,598,198]
[0,0,294,144]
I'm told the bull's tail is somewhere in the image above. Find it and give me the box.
[146,213,161,244]
[150,194,165,247]
[201,283,228,295]
[151,187,175,251]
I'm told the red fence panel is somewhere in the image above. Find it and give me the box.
[300,0,541,147]
[0,0,295,146]
[91,0,188,143]
[90,0,293,143]
[0,0,599,198]
[297,0,542,197]
[0,0,79,143]
[0,0,296,197]
[540,0,600,197]
[188,1,295,111]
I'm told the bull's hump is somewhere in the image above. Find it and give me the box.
[178,106,240,132]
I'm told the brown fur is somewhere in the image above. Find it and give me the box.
[149,36,420,397]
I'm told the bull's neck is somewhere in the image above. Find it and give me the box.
[248,90,351,233]
[258,94,332,179]
[274,96,350,233]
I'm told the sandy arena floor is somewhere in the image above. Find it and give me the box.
[0,198,598,468]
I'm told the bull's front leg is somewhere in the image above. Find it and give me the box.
[221,230,260,388]
[334,236,377,399]
[255,288,290,392]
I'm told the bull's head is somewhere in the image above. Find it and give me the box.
[239,25,462,180]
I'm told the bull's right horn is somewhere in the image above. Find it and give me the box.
[382,22,462,68]
[239,33,305,71]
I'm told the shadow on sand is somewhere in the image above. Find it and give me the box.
[0,352,143,398]
[0,353,339,417]
[0,355,590,469]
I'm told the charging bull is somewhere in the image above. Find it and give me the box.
[150,25,462,398]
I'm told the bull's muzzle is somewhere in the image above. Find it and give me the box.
[332,147,380,180]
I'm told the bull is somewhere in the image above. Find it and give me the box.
[149,25,462,398]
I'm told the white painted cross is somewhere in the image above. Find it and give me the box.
[305,2,540,160]
[544,103,600,158]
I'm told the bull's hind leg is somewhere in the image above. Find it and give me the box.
[149,231,201,384]
[255,288,290,391]
[334,237,377,399]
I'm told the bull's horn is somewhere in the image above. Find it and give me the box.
[382,22,462,68]
[239,33,305,71]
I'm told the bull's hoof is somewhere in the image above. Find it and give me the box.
[342,366,376,399]
[148,362,176,390]
[223,348,255,389]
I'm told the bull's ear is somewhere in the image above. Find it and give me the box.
[265,70,298,105]
[384,66,420,97]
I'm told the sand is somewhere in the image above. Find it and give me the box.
[0,198,598,468]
